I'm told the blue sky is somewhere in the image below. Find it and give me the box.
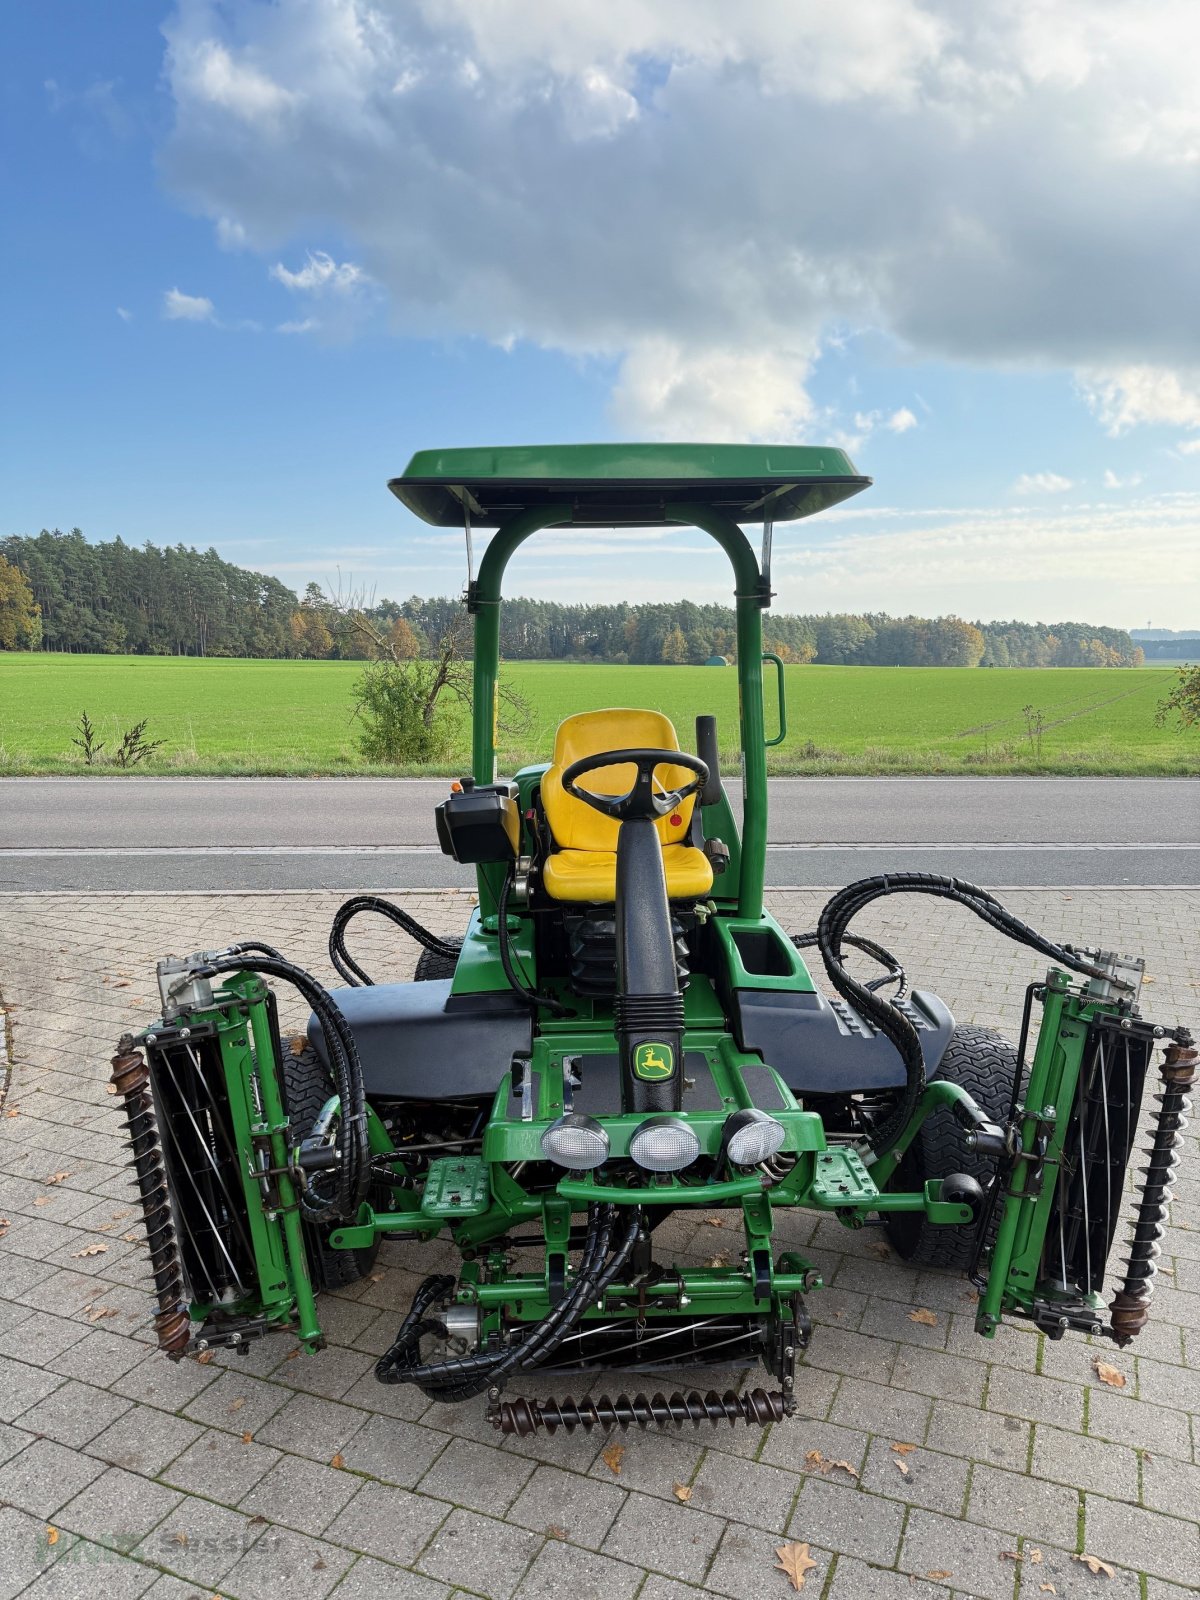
[3,1,1199,627]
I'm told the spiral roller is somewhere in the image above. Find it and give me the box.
[489,1386,786,1436]
[1110,1032,1195,1348]
[111,1040,191,1359]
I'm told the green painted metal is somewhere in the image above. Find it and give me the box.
[421,1156,492,1219]
[666,502,770,920]
[240,985,323,1349]
[762,652,787,747]
[713,912,815,993]
[868,1078,990,1192]
[390,442,869,527]
[976,972,1102,1335]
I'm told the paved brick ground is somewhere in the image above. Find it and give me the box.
[1,887,1198,1600]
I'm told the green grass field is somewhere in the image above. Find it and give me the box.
[0,653,1194,776]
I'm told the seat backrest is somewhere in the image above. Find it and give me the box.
[541,709,699,852]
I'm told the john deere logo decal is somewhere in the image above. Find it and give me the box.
[633,1042,674,1082]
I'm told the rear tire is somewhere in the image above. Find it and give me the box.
[884,1024,1019,1271]
[282,1043,380,1290]
[414,938,463,982]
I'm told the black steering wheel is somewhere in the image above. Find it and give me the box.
[561,748,709,822]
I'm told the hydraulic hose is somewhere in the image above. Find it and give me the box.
[377,1205,642,1402]
[497,871,570,1016]
[328,895,461,987]
[814,873,1126,1155]
[200,952,370,1222]
[790,931,907,999]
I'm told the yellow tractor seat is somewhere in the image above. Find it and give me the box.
[540,709,715,904]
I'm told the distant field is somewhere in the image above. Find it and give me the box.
[0,653,1194,776]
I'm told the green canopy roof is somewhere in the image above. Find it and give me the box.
[389,443,869,528]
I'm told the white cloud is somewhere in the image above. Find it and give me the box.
[116,306,133,322]
[1177,437,1200,455]
[170,38,295,125]
[270,251,369,295]
[216,216,247,250]
[771,493,1200,628]
[886,407,918,434]
[277,317,320,335]
[1013,471,1074,495]
[611,338,816,441]
[1102,468,1143,488]
[162,287,215,322]
[160,2,1200,437]
[1078,365,1200,435]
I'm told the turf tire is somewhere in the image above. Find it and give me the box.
[884,1024,1019,1271]
[414,938,463,982]
[283,1042,380,1290]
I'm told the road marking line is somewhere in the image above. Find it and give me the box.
[1,843,1196,858]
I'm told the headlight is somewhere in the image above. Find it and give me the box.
[541,1113,609,1170]
[628,1116,701,1173]
[723,1107,786,1167]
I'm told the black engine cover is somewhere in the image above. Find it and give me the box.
[731,987,955,1096]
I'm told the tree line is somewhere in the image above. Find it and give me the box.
[0,528,1143,668]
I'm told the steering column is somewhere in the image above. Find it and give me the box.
[561,748,708,1115]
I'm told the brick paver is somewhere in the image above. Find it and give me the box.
[1,886,1198,1598]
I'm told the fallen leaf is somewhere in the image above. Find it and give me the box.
[890,1442,917,1455]
[111,980,130,989]
[803,1450,859,1480]
[893,1458,910,1477]
[708,1255,729,1268]
[34,1197,50,1207]
[122,1233,141,1244]
[195,1350,214,1365]
[105,1084,118,1095]
[909,1308,938,1327]
[44,1172,70,1186]
[241,1432,253,1445]
[228,1396,247,1412]
[46,1527,59,1547]
[774,1542,819,1592]
[367,1273,384,1284]
[247,1515,268,1526]
[673,1482,692,1502]
[1002,1551,1023,1563]
[331,1452,346,1470]
[72,1242,108,1258]
[1092,1360,1127,1390]
[289,1036,307,1055]
[172,1532,189,1547]
[1073,1555,1116,1578]
[313,1559,327,1571]
[1143,975,1156,984]
[546,1525,568,1540]
[926,1572,952,1581]
[1040,1586,1057,1594]
[111,1210,130,1220]
[704,1216,724,1227]
[1029,1549,1043,1564]
[6,1108,19,1118]
[600,1442,625,1476]
[85,1305,119,1322]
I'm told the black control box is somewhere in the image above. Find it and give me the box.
[435,779,520,864]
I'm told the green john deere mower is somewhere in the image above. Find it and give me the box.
[114,444,1194,1437]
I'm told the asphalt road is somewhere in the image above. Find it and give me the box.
[0,776,1195,890]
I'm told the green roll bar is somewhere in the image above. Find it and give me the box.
[467,502,772,922]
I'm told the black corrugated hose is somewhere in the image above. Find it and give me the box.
[377,1204,642,1402]
[813,873,1130,1154]
[328,895,461,987]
